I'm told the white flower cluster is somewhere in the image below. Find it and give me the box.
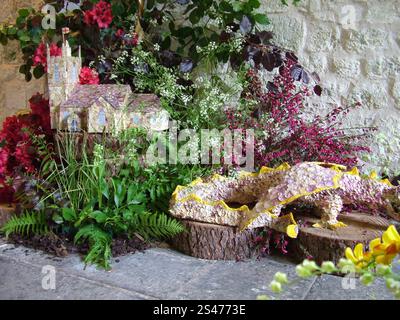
[115,50,129,65]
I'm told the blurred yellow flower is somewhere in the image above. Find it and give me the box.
[345,225,400,268]
[345,243,371,268]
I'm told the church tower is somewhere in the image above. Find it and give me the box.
[47,41,82,129]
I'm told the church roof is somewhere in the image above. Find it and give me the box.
[126,93,161,111]
[61,84,131,109]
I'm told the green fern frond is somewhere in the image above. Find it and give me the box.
[74,224,112,270]
[1,211,48,238]
[131,212,185,240]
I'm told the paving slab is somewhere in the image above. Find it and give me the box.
[304,274,394,300]
[0,256,144,300]
[0,238,394,300]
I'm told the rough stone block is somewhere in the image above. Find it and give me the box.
[305,53,328,74]
[350,82,388,110]
[343,28,388,53]
[307,23,340,53]
[0,0,16,24]
[332,57,360,78]
[266,15,305,53]
[365,57,400,79]
[392,77,400,109]
[366,0,398,24]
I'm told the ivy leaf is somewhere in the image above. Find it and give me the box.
[175,26,193,38]
[232,1,242,12]
[7,27,17,36]
[161,36,171,50]
[179,59,194,73]
[243,45,260,61]
[33,65,45,79]
[240,15,252,34]
[220,31,232,43]
[18,8,30,18]
[261,52,276,71]
[25,71,32,82]
[189,8,201,24]
[248,0,261,9]
[147,0,155,9]
[0,33,7,45]
[257,31,273,44]
[159,50,181,68]
[285,51,298,63]
[311,71,321,82]
[254,13,269,25]
[314,85,322,96]
[219,1,233,12]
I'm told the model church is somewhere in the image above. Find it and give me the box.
[47,41,169,133]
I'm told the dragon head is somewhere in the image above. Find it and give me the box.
[383,187,400,221]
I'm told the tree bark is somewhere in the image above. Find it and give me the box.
[170,220,262,260]
[291,211,391,264]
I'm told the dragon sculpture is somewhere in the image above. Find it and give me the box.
[170,162,400,238]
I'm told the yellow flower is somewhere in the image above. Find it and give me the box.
[346,226,400,268]
[345,243,372,268]
[382,225,400,246]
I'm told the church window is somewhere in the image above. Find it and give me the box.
[98,109,107,126]
[54,64,60,82]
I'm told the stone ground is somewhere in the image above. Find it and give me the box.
[0,237,394,300]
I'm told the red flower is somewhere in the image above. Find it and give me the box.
[15,142,36,174]
[83,0,113,29]
[115,28,125,38]
[29,93,51,134]
[33,43,62,72]
[79,67,100,85]
[49,43,62,57]
[0,177,14,204]
[84,10,95,25]
[0,147,9,175]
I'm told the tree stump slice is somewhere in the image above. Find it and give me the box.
[0,204,16,228]
[170,220,262,260]
[292,211,391,264]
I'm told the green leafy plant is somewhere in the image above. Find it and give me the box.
[1,211,48,238]
[74,224,112,269]
[1,132,189,269]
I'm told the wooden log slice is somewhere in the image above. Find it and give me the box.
[291,211,391,265]
[170,220,262,260]
[0,204,16,228]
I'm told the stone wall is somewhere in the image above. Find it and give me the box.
[0,0,46,127]
[262,0,400,175]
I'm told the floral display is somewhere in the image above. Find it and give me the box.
[0,0,398,286]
